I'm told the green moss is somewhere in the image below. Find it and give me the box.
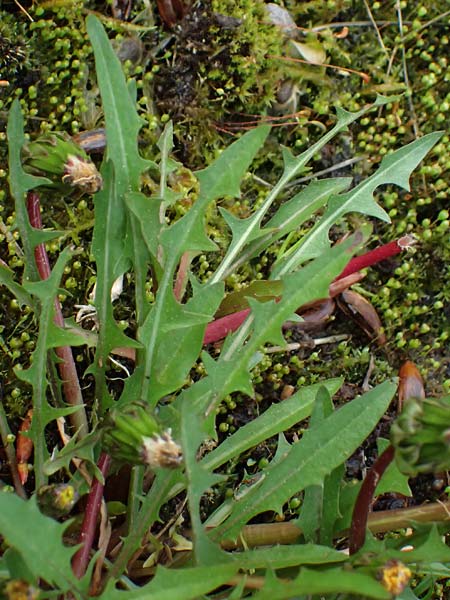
[151,0,285,165]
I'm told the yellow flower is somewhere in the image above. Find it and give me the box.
[379,560,412,596]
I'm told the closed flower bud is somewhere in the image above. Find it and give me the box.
[391,394,450,475]
[103,402,183,469]
[22,132,102,194]
[37,483,79,518]
[4,579,39,600]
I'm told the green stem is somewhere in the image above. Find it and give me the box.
[139,257,177,407]
[126,465,145,534]
[106,470,181,584]
[129,213,149,329]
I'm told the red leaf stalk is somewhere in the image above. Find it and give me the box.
[26,191,88,437]
[72,452,111,579]
[26,191,57,295]
[16,408,34,485]
[349,444,395,554]
[336,235,415,281]
[156,0,187,27]
[203,308,251,345]
[202,237,414,345]
[0,389,27,499]
[349,360,425,554]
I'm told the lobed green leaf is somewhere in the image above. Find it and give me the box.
[0,494,83,596]
[223,177,352,278]
[7,100,51,283]
[272,131,443,277]
[252,566,390,599]
[202,379,343,472]
[101,564,238,600]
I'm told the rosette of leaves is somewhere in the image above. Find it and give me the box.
[22,131,102,194]
[102,402,183,469]
[391,394,450,475]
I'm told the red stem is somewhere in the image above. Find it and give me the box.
[26,192,88,437]
[156,0,186,27]
[203,308,251,345]
[202,237,412,345]
[72,452,111,579]
[336,235,415,280]
[349,445,395,554]
[27,192,51,278]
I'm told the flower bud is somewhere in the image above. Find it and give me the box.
[4,579,39,600]
[391,394,450,475]
[22,132,102,194]
[37,483,79,518]
[103,402,183,469]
